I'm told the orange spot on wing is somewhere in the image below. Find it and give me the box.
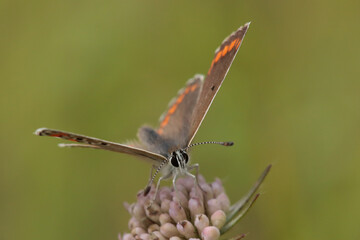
[208,43,229,74]
[176,94,184,104]
[160,115,170,128]
[168,105,177,114]
[207,38,242,75]
[50,133,78,142]
[157,83,199,134]
[214,51,222,63]
[222,45,228,57]
[51,133,67,138]
[190,84,197,91]
[231,39,238,50]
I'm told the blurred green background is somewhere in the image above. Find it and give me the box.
[1,0,359,239]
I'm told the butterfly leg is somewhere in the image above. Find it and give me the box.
[187,163,205,195]
[172,172,181,203]
[149,165,156,182]
[151,171,173,202]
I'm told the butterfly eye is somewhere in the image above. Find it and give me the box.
[181,151,189,164]
[170,154,179,167]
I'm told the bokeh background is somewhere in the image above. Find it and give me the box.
[1,1,359,239]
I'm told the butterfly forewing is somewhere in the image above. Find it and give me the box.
[35,128,167,163]
[187,23,250,144]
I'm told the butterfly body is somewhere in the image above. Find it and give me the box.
[35,23,250,195]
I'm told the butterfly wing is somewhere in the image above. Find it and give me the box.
[186,23,250,144]
[137,125,172,157]
[142,75,203,151]
[35,24,249,167]
[35,128,167,163]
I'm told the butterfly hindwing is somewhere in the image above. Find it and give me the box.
[154,75,204,150]
[137,126,172,157]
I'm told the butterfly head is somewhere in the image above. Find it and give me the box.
[169,149,189,172]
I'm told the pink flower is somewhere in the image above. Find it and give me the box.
[120,165,271,240]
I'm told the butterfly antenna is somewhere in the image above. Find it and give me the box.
[184,141,234,151]
[143,159,168,196]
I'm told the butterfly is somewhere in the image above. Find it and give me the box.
[35,23,250,197]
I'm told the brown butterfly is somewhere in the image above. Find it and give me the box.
[35,23,250,197]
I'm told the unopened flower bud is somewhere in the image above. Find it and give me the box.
[201,226,220,240]
[197,175,206,185]
[177,220,197,239]
[194,214,209,234]
[133,203,146,219]
[169,201,187,222]
[211,179,224,197]
[122,233,135,240]
[188,197,205,220]
[128,217,142,229]
[210,210,226,229]
[169,237,182,240]
[145,202,161,223]
[200,183,214,201]
[159,213,172,225]
[172,190,188,208]
[161,199,171,212]
[160,223,181,238]
[159,187,172,201]
[216,192,230,212]
[139,233,151,240]
[151,231,167,240]
[176,176,194,191]
[176,183,189,197]
[131,227,146,237]
[189,186,204,202]
[207,199,222,216]
[147,224,160,233]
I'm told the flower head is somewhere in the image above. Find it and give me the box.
[120,165,271,240]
